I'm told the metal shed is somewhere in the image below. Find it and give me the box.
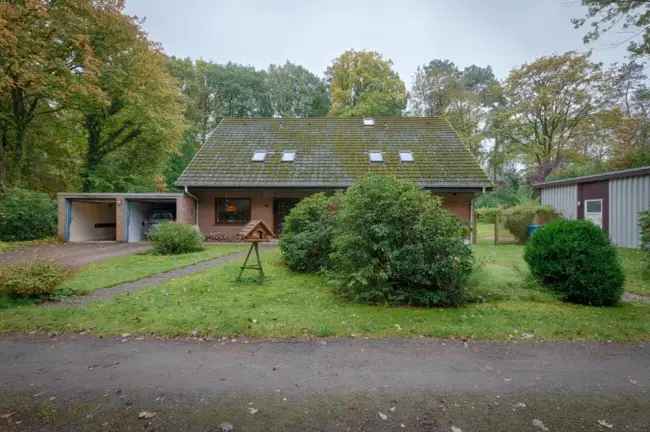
[536,166,650,248]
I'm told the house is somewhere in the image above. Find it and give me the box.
[536,166,650,248]
[58,117,491,242]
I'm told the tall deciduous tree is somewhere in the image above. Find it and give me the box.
[326,50,406,117]
[0,0,98,187]
[79,2,185,191]
[266,61,329,117]
[496,52,604,182]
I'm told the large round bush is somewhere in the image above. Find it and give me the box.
[148,222,204,254]
[280,193,340,272]
[329,175,473,307]
[0,188,57,241]
[524,219,624,306]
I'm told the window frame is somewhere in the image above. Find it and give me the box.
[215,197,252,225]
[251,150,267,162]
[368,151,383,163]
[281,150,296,162]
[399,151,414,162]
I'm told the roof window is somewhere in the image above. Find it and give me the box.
[363,117,375,126]
[281,150,296,162]
[252,151,266,162]
[399,151,414,162]
[369,151,383,163]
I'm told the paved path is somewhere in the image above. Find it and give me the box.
[0,242,150,268]
[0,335,648,431]
[51,250,249,307]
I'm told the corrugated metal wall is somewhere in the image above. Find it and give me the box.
[609,175,650,248]
[541,185,578,219]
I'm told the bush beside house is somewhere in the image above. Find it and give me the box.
[148,222,204,255]
[524,219,624,306]
[0,189,57,242]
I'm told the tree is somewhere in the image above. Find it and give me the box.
[495,52,604,182]
[78,3,185,192]
[410,60,500,159]
[266,61,329,117]
[326,50,406,117]
[0,0,98,187]
[573,1,650,57]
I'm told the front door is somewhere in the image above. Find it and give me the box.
[273,198,300,235]
[584,199,603,229]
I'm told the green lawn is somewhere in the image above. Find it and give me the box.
[58,244,246,295]
[1,243,648,341]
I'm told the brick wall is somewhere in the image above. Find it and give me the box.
[435,192,474,222]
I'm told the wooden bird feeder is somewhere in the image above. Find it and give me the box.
[236,220,275,282]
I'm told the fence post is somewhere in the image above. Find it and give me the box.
[494,213,499,245]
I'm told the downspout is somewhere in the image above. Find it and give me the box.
[184,186,199,225]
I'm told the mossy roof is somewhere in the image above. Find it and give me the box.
[176,117,491,189]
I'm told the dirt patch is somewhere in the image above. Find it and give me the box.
[0,242,150,268]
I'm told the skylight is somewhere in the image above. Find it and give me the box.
[369,151,383,162]
[363,117,375,126]
[400,151,414,162]
[252,151,266,162]
[282,150,296,162]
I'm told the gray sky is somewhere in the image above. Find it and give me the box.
[125,0,633,84]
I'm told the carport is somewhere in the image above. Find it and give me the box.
[58,193,197,242]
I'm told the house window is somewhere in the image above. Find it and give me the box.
[281,150,296,162]
[215,198,251,225]
[369,151,383,162]
[252,151,266,162]
[399,151,414,162]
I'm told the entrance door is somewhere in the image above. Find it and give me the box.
[584,199,603,229]
[273,198,300,235]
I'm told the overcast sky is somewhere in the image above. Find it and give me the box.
[125,0,633,84]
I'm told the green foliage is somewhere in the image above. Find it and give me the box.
[474,172,533,209]
[0,262,68,299]
[524,219,624,306]
[280,193,340,272]
[640,210,650,278]
[329,175,473,307]
[501,203,560,244]
[326,50,407,117]
[148,222,204,255]
[0,188,57,241]
[266,61,330,117]
[476,207,501,224]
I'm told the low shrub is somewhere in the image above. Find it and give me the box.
[148,222,204,254]
[0,262,69,298]
[0,188,57,241]
[329,175,473,307]
[279,193,340,272]
[476,207,501,224]
[502,203,560,243]
[524,219,624,306]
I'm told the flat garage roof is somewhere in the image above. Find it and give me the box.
[58,192,186,200]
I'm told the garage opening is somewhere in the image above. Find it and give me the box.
[68,199,117,242]
[126,199,177,242]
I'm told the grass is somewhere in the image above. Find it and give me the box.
[1,242,648,341]
[58,243,246,295]
[0,237,59,253]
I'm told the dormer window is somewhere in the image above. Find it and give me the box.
[369,151,383,162]
[281,150,296,162]
[399,151,414,162]
[252,151,266,162]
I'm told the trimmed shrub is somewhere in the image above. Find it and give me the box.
[148,222,204,254]
[0,262,68,298]
[640,210,650,278]
[524,219,624,306]
[329,175,473,307]
[502,203,560,243]
[279,193,340,272]
[0,188,57,241]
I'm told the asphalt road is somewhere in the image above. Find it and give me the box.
[0,335,648,431]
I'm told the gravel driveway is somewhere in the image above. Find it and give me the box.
[0,242,150,268]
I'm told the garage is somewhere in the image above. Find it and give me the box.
[58,193,197,242]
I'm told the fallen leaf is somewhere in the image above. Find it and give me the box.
[138,411,156,419]
[378,412,388,420]
[0,412,16,419]
[451,426,463,432]
[532,419,549,431]
[248,407,258,415]
[598,420,613,429]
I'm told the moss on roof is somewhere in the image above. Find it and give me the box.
[176,117,491,189]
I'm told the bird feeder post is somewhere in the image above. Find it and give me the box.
[236,220,275,283]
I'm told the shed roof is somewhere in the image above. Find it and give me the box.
[535,166,650,189]
[176,117,491,190]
